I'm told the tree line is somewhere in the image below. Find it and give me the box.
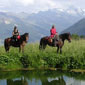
[72,34,85,40]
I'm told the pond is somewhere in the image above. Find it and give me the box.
[0,70,85,85]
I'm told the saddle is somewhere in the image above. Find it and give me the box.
[47,35,59,45]
[45,37,53,43]
[48,38,53,43]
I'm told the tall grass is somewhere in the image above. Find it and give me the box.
[0,39,85,70]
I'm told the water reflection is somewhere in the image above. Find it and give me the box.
[7,77,28,85]
[42,76,66,85]
[0,70,85,85]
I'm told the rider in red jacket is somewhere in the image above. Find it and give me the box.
[50,25,58,46]
[50,25,58,38]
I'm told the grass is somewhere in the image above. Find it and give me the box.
[0,39,85,70]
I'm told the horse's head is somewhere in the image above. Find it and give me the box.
[23,33,29,43]
[60,32,71,43]
[66,33,71,42]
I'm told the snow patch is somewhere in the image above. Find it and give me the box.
[4,20,11,24]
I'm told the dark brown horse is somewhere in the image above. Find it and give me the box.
[39,33,71,53]
[4,33,29,53]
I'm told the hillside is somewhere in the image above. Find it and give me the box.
[61,18,85,35]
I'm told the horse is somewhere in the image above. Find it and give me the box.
[4,33,29,53]
[39,33,71,54]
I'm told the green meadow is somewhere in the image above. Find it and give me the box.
[0,39,85,70]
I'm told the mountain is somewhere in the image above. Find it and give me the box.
[61,18,85,35]
[0,8,85,44]
[26,9,83,32]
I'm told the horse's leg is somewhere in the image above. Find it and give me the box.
[6,47,9,52]
[60,47,62,54]
[5,45,10,52]
[39,44,42,50]
[4,39,10,52]
[19,45,23,53]
[39,43,45,50]
[39,39,43,50]
[22,45,24,53]
[39,43,46,50]
[19,46,21,53]
[57,46,59,53]
[8,46,10,52]
[22,42,26,53]
[60,44,63,54]
[43,44,47,49]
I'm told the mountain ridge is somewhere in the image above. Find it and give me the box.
[61,18,85,35]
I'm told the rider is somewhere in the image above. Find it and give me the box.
[50,25,58,46]
[12,26,20,41]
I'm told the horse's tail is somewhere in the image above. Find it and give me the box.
[4,39,9,52]
[39,38,43,50]
[4,39,7,51]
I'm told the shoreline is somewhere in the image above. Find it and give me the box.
[0,67,85,73]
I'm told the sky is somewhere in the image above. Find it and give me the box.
[0,0,85,13]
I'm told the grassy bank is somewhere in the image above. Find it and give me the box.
[0,39,85,70]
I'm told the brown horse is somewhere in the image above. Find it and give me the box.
[39,33,71,53]
[4,33,29,53]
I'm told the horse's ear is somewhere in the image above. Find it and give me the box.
[25,33,29,36]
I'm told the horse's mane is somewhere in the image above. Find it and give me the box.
[20,33,29,42]
[59,32,71,36]
[59,32,71,41]
[59,32,71,37]
[21,33,29,37]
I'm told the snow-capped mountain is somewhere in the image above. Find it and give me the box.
[52,7,85,16]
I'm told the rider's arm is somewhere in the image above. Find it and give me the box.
[12,32,14,36]
[56,32,58,36]
[18,32,20,35]
[12,32,17,36]
[50,29,54,35]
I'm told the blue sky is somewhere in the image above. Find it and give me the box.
[0,0,85,13]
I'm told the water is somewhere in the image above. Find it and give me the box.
[0,70,85,85]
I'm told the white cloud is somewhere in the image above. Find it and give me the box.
[0,0,10,6]
[16,0,34,6]
[0,0,85,13]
